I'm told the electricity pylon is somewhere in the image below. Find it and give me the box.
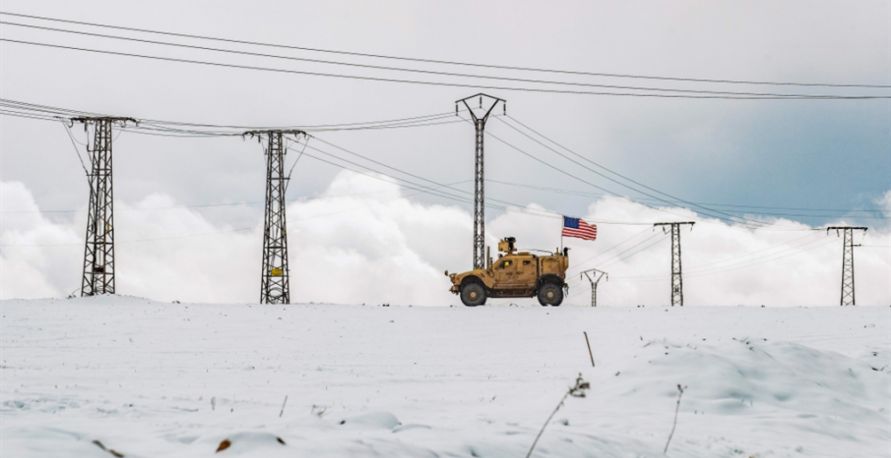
[826,226,867,306]
[245,129,306,304]
[72,117,136,296]
[654,222,695,306]
[456,93,505,269]
[580,268,607,307]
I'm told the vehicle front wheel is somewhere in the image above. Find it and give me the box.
[460,282,487,307]
[537,283,563,306]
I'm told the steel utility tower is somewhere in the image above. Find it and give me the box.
[580,268,608,307]
[826,226,868,306]
[456,93,505,269]
[73,117,136,296]
[245,130,306,304]
[654,222,695,306]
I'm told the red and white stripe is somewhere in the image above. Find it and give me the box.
[562,219,597,240]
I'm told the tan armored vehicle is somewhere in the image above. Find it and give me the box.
[446,237,569,307]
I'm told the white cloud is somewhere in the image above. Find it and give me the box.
[877,190,891,218]
[287,171,470,305]
[1,175,889,306]
[0,181,81,298]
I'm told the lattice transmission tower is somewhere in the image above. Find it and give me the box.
[456,93,505,269]
[654,222,695,306]
[245,130,306,304]
[580,268,608,307]
[826,226,867,306]
[73,117,135,296]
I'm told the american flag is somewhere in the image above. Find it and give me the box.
[562,216,597,241]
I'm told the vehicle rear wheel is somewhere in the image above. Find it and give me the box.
[537,283,563,306]
[460,282,487,307]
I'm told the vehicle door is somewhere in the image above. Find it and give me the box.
[515,257,538,286]
[493,256,518,286]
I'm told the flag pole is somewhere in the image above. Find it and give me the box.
[560,217,564,253]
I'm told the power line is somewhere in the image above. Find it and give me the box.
[300,140,557,221]
[0,108,63,122]
[298,146,474,205]
[0,100,92,117]
[659,237,833,280]
[296,138,570,222]
[496,115,766,227]
[2,20,883,99]
[2,10,888,89]
[1,103,484,214]
[0,202,257,215]
[3,38,888,100]
[0,97,466,133]
[0,111,651,226]
[685,232,820,272]
[0,227,255,247]
[473,116,751,225]
[686,238,834,279]
[502,115,887,223]
[302,137,475,204]
[4,99,869,229]
[135,111,460,132]
[486,179,886,218]
[60,119,90,178]
[308,128,568,221]
[478,118,863,231]
[5,102,875,223]
[284,136,309,194]
[2,102,876,231]
[566,231,837,292]
[599,233,667,268]
[572,233,661,272]
[669,201,885,214]
[614,232,828,280]
[684,237,828,277]
[569,228,655,273]
[2,99,872,224]
[296,140,654,226]
[128,115,463,135]
[487,135,891,225]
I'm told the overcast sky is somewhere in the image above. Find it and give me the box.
[1,0,889,305]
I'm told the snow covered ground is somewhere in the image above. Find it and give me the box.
[1,297,889,457]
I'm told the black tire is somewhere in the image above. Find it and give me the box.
[460,282,487,307]
[537,283,563,306]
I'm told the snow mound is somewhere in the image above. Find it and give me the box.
[602,337,890,455]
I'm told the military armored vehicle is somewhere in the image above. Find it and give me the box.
[446,237,569,307]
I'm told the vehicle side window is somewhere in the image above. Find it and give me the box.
[523,260,531,265]
[500,260,512,269]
